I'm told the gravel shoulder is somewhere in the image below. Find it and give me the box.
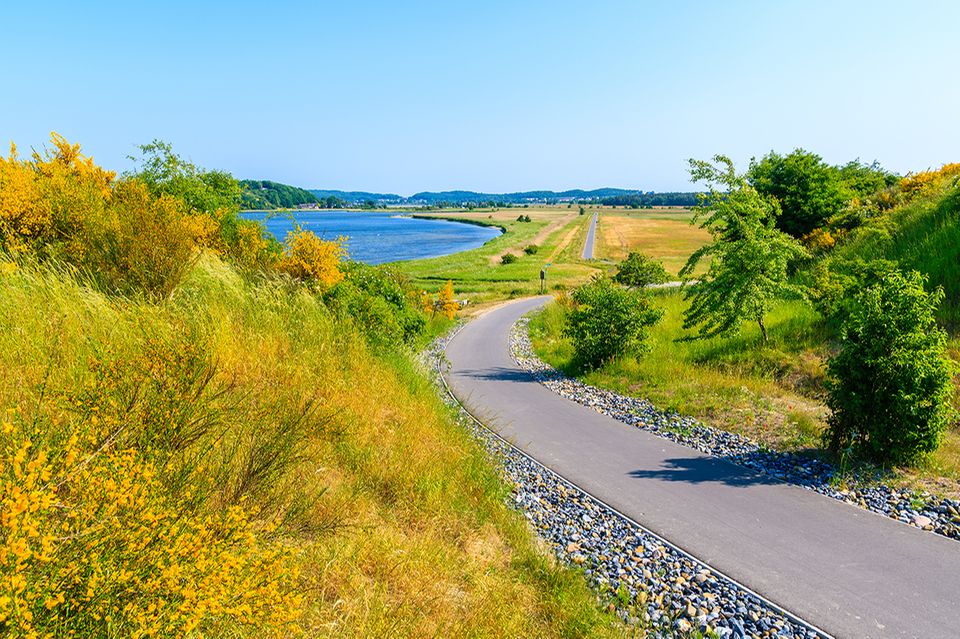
[443,296,960,639]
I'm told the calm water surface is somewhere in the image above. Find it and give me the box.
[240,210,501,265]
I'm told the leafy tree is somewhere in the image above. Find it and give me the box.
[680,155,807,342]
[326,262,427,344]
[563,277,662,369]
[127,140,241,215]
[747,149,847,238]
[614,252,669,288]
[827,270,954,465]
[837,160,899,199]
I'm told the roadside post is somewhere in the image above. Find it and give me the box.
[540,263,551,294]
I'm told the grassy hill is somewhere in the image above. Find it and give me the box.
[826,164,960,326]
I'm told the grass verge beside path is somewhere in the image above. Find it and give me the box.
[528,290,960,499]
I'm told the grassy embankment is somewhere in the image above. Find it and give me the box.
[397,207,599,306]
[2,255,634,638]
[527,182,960,497]
[0,138,633,638]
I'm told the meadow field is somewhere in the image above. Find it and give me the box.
[593,208,711,275]
[397,206,601,305]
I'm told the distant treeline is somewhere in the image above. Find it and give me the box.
[310,188,649,206]
[241,180,346,210]
[598,192,700,208]
[248,182,701,209]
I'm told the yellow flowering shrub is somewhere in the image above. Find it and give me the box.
[801,227,838,252]
[278,228,346,289]
[78,181,196,299]
[0,144,43,253]
[0,419,300,637]
[437,280,459,320]
[233,218,279,269]
[900,163,960,199]
[181,211,222,249]
[0,332,305,637]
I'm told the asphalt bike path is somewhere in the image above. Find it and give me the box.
[444,296,960,639]
[581,212,598,259]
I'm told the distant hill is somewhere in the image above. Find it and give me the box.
[307,187,662,206]
[241,180,323,210]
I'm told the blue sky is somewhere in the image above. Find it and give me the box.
[2,1,958,193]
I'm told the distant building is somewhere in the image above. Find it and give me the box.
[297,203,321,210]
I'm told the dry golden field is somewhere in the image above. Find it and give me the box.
[596,209,711,275]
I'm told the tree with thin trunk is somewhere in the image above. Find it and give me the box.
[679,155,807,342]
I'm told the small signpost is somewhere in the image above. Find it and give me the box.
[540,263,551,294]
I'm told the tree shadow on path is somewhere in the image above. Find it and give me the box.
[628,456,785,488]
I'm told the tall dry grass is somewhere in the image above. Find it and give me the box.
[0,254,628,638]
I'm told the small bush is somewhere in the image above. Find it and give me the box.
[500,253,518,265]
[79,180,196,299]
[515,214,531,222]
[614,252,669,288]
[827,270,955,465]
[326,261,427,345]
[523,244,539,255]
[563,277,662,369]
[278,227,346,289]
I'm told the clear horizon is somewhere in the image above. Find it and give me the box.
[2,1,958,193]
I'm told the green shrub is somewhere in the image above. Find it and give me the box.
[563,277,662,369]
[523,244,539,255]
[324,261,427,345]
[613,252,669,288]
[826,270,955,465]
[500,253,518,265]
[515,214,532,222]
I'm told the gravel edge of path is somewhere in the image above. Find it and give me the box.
[422,327,831,639]
[512,313,960,541]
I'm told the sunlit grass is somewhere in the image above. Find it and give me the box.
[595,209,711,276]
[0,255,631,638]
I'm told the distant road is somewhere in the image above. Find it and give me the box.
[581,212,598,259]
[444,296,960,639]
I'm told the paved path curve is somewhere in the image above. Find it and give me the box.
[581,212,598,259]
[444,296,960,639]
